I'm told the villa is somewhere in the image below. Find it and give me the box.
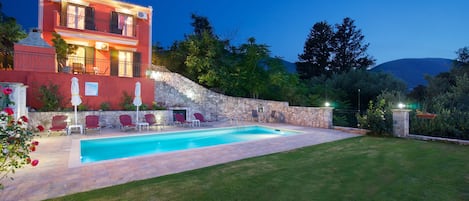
[0,1,347,200]
[19,0,153,77]
[3,0,155,112]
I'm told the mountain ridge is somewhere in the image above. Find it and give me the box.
[369,58,454,89]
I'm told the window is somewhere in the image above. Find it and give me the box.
[119,14,134,37]
[67,46,85,74]
[111,12,134,36]
[68,46,85,67]
[67,4,85,29]
[118,51,133,77]
[111,51,140,77]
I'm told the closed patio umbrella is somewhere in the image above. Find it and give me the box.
[71,77,82,125]
[133,81,142,122]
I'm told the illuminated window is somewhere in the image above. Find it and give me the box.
[67,46,85,74]
[118,51,133,77]
[67,4,85,29]
[68,46,85,66]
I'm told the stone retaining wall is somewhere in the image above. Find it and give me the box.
[28,72,333,129]
[150,71,332,128]
[28,110,172,130]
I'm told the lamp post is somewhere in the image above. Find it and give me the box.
[357,88,361,127]
[358,88,361,114]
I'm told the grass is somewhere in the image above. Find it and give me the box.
[48,136,469,201]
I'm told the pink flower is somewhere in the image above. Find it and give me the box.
[4,107,14,115]
[31,159,39,167]
[36,125,44,132]
[32,141,39,146]
[3,87,12,95]
[20,116,28,123]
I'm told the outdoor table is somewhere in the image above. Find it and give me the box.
[68,124,83,135]
[137,122,149,131]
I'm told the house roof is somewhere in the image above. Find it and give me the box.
[17,29,52,48]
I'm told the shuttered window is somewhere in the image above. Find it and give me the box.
[118,51,133,77]
[66,4,85,29]
[110,11,134,36]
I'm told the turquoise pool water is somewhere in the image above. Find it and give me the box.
[80,126,299,164]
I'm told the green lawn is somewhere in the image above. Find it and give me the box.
[48,136,469,201]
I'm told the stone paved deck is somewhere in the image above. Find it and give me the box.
[0,122,360,201]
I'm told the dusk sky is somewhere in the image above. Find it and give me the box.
[2,0,469,65]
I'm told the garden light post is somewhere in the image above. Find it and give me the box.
[392,103,411,138]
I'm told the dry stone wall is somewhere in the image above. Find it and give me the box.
[28,110,172,130]
[150,71,333,128]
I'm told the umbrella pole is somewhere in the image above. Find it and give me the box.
[136,106,139,123]
[74,105,78,125]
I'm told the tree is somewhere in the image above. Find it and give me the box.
[234,37,271,98]
[190,14,214,37]
[297,21,333,79]
[0,3,27,69]
[455,46,469,64]
[330,17,374,72]
[305,69,407,127]
[184,31,227,87]
[407,84,427,103]
[264,57,309,105]
[297,17,374,78]
[51,32,77,72]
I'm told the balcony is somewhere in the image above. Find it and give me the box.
[52,11,139,46]
[11,51,150,77]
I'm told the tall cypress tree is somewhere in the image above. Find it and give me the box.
[297,21,334,79]
[330,17,374,72]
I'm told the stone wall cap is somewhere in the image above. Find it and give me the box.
[391,109,411,112]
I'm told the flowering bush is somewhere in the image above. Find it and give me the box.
[0,86,40,189]
[357,98,393,136]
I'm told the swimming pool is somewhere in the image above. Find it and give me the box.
[80,126,300,164]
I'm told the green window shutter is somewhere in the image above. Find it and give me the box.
[133,52,141,77]
[85,47,94,66]
[110,49,119,76]
[85,7,95,30]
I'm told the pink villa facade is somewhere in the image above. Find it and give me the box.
[4,0,155,111]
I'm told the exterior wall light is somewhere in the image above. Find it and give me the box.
[398,103,405,109]
[325,102,331,107]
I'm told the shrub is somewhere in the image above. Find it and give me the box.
[38,83,63,111]
[77,104,88,111]
[99,102,111,111]
[357,98,393,136]
[152,101,167,110]
[0,88,41,189]
[140,103,149,110]
[410,108,469,140]
[119,91,136,111]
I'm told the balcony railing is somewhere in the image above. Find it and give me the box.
[11,51,150,77]
[53,11,139,38]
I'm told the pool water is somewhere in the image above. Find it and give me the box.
[80,126,299,164]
